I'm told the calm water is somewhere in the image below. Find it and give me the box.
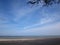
[0,36,60,39]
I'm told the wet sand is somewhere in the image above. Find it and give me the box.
[0,38,60,45]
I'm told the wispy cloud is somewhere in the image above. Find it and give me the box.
[24,18,52,29]
[0,21,60,36]
[0,0,60,36]
[22,22,60,35]
[24,8,60,29]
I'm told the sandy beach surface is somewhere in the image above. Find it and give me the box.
[0,39,37,41]
[0,38,60,45]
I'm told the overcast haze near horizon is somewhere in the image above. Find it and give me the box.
[0,0,60,36]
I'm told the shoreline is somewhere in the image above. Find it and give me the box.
[0,38,45,41]
[0,38,60,41]
[0,38,60,45]
[0,39,36,41]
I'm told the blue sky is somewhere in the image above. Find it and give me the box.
[0,0,60,36]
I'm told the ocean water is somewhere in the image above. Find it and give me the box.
[0,36,60,39]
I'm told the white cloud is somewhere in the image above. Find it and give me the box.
[12,22,60,35]
[24,17,53,29]
[0,21,60,36]
[0,0,60,36]
[21,6,60,25]
[23,5,60,30]
[23,22,60,35]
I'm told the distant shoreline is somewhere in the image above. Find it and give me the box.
[0,36,60,39]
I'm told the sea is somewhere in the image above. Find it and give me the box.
[0,36,60,39]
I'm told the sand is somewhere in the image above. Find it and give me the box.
[0,38,60,45]
[0,39,36,41]
[0,38,45,41]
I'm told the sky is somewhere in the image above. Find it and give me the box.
[0,0,60,36]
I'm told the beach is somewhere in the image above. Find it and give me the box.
[0,38,60,45]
